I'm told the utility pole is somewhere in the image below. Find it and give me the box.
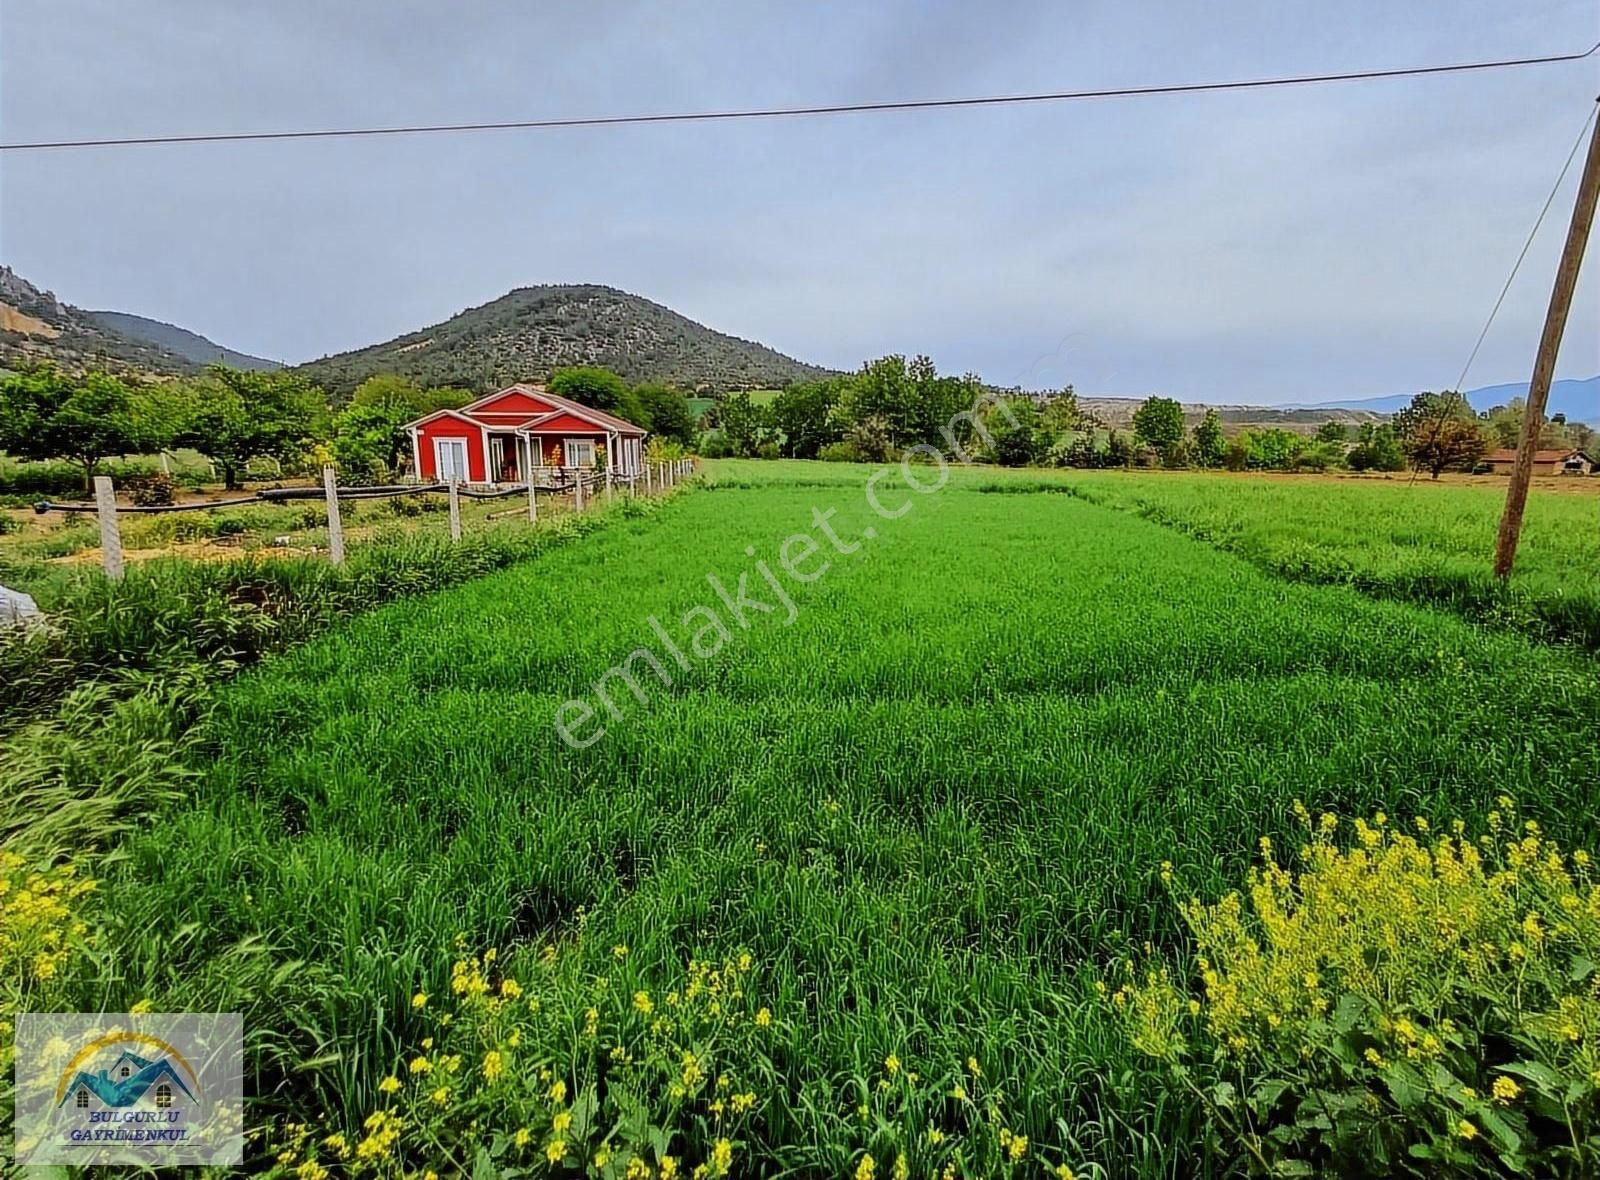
[1494,99,1600,579]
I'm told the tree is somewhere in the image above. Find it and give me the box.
[549,365,647,426]
[1394,391,1488,478]
[1314,420,1349,444]
[1106,431,1135,468]
[333,401,410,477]
[1407,418,1489,479]
[1192,409,1226,467]
[1246,428,1305,470]
[1131,396,1185,461]
[771,380,844,459]
[1346,423,1407,472]
[632,384,698,448]
[0,365,174,489]
[175,366,325,488]
[986,397,1043,466]
[718,392,769,457]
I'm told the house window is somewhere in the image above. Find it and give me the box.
[155,1084,172,1109]
[564,439,595,468]
[120,1064,131,1078]
[76,1088,90,1108]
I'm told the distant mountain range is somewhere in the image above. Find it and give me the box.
[1285,376,1599,424]
[84,310,280,371]
[294,284,835,397]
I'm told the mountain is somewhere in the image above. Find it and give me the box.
[84,310,280,371]
[0,266,199,375]
[295,284,835,397]
[1288,376,1599,424]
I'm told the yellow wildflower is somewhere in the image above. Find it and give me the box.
[755,1007,772,1027]
[548,1079,567,1104]
[634,990,654,1015]
[409,1056,431,1075]
[1457,1120,1478,1141]
[856,1152,876,1180]
[884,1053,900,1074]
[411,992,428,1010]
[378,1075,401,1095]
[546,1139,567,1165]
[514,1127,531,1149]
[1492,1076,1520,1104]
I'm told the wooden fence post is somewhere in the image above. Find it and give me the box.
[448,480,462,541]
[527,477,538,525]
[93,475,123,580]
[323,466,346,565]
[574,468,585,512]
[605,464,614,502]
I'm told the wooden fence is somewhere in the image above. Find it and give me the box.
[37,459,699,580]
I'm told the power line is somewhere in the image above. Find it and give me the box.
[1449,100,1600,396]
[1406,97,1600,486]
[2,41,1597,153]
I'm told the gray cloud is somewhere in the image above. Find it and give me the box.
[2,0,1596,401]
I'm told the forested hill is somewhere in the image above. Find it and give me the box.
[0,266,200,376]
[84,310,281,371]
[295,284,836,397]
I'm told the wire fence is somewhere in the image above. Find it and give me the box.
[47,460,698,579]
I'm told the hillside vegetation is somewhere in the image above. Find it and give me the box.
[84,310,281,371]
[297,284,835,397]
[0,266,200,376]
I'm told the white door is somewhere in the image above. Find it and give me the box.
[434,438,469,482]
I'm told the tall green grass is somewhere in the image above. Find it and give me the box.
[93,466,1600,1176]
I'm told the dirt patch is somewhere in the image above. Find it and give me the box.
[0,301,60,337]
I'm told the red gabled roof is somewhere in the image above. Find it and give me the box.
[511,384,646,436]
[405,383,647,436]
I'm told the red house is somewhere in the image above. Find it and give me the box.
[406,384,647,485]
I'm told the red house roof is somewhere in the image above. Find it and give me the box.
[407,383,647,436]
[1484,448,1580,464]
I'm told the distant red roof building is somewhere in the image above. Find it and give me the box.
[1480,448,1592,475]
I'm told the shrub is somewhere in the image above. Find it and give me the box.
[817,441,868,463]
[1110,800,1600,1177]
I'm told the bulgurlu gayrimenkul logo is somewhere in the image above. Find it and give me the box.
[13,1012,243,1166]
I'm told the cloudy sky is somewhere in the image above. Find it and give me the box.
[1,0,1597,402]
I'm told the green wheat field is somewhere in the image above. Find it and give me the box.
[72,461,1600,1176]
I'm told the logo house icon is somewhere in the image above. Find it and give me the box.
[54,1031,200,1117]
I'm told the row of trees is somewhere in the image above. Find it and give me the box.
[0,363,704,490]
[701,355,1097,464]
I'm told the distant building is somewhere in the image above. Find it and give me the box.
[1480,448,1592,476]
